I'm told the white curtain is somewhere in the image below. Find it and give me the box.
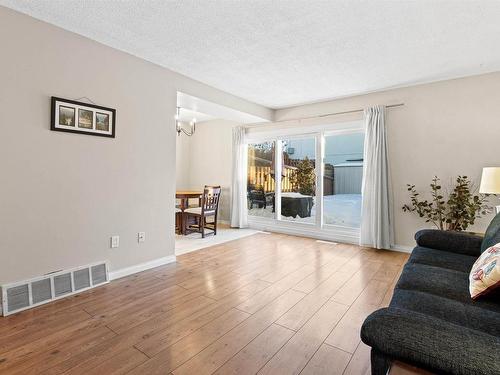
[230,126,248,228]
[360,105,393,249]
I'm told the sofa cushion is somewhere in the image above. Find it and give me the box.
[470,242,500,299]
[481,212,500,253]
[390,288,500,336]
[409,246,476,273]
[396,263,500,313]
[415,229,482,257]
[361,308,500,375]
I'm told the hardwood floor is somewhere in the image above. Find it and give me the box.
[0,232,410,375]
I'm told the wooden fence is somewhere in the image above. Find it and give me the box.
[248,160,362,196]
[247,165,296,192]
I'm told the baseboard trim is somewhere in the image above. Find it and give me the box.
[316,240,339,245]
[391,244,413,253]
[249,218,414,254]
[108,255,176,281]
[248,220,359,245]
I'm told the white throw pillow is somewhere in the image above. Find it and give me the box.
[469,242,500,299]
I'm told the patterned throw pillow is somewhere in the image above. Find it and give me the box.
[469,242,500,299]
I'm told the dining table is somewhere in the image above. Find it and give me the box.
[176,190,202,234]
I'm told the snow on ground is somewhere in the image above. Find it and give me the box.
[248,194,361,228]
[323,194,361,227]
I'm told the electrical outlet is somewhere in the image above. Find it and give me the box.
[138,232,145,243]
[110,235,120,248]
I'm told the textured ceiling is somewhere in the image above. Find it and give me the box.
[3,0,500,108]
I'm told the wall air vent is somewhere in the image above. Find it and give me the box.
[1,261,108,316]
[74,268,91,291]
[91,264,107,285]
[6,285,29,313]
[32,278,52,304]
[54,273,72,297]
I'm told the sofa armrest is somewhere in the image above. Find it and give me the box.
[361,308,500,375]
[414,229,482,257]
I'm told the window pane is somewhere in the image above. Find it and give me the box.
[247,141,275,218]
[281,138,316,223]
[323,133,364,228]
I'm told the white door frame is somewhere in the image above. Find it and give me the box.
[245,120,364,243]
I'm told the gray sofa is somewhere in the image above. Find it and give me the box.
[361,213,500,375]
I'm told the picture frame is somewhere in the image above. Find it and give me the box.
[51,97,116,138]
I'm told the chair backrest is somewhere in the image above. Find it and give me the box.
[481,211,500,253]
[201,186,221,214]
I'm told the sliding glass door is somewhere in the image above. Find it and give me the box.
[323,131,364,228]
[246,122,364,234]
[280,137,316,223]
[247,141,275,218]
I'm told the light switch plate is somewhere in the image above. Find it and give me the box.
[138,232,145,243]
[110,235,120,248]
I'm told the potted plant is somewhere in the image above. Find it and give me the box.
[402,175,492,231]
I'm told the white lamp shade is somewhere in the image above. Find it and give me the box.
[479,167,500,194]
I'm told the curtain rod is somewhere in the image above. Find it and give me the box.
[258,102,404,125]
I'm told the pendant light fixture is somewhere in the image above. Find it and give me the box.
[176,107,196,136]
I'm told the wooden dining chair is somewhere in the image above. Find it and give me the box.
[183,186,221,238]
[175,208,182,234]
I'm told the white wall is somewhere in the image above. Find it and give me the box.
[0,7,270,284]
[176,133,192,190]
[176,119,238,221]
[274,72,500,248]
